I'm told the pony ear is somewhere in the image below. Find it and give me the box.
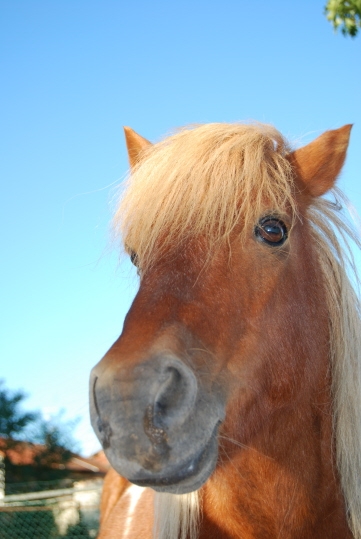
[288,124,352,197]
[123,126,152,169]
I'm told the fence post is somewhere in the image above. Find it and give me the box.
[0,453,5,504]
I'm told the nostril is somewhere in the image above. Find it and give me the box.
[152,360,197,429]
[90,373,113,449]
[97,418,113,449]
[92,376,100,416]
[155,367,182,414]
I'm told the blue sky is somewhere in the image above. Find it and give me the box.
[1,1,360,455]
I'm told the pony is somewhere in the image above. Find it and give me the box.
[89,121,361,538]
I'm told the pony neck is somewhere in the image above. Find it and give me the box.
[200,342,352,538]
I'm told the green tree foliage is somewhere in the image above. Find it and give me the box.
[0,380,79,486]
[0,380,39,444]
[325,0,361,37]
[32,414,79,469]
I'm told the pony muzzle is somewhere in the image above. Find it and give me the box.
[89,355,212,480]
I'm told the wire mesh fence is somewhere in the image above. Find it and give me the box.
[0,505,99,538]
[0,481,102,539]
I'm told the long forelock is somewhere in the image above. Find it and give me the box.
[114,122,297,271]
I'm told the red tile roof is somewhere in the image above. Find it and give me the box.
[0,438,110,474]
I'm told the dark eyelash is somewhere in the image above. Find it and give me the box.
[130,250,139,267]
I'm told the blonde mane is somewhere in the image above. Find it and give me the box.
[308,192,361,539]
[114,123,361,538]
[153,491,200,539]
[114,122,296,271]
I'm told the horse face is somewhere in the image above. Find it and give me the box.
[90,239,228,494]
[90,123,352,495]
[90,214,309,494]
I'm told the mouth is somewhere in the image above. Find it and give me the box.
[127,422,220,494]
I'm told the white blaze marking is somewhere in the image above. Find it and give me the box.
[122,484,145,538]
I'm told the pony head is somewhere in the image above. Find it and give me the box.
[90,123,360,539]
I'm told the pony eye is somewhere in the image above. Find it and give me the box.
[255,217,288,246]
